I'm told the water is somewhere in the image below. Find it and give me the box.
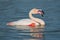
[0,0,60,40]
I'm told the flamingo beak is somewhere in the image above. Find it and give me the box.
[38,10,45,17]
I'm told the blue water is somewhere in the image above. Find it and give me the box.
[0,0,60,40]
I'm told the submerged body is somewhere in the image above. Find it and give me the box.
[7,19,39,25]
[7,19,45,25]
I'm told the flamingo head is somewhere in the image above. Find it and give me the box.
[31,8,45,17]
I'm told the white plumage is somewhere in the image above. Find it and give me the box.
[7,8,45,27]
[7,19,39,25]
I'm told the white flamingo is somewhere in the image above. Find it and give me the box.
[7,8,45,28]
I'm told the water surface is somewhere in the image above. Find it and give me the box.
[0,0,60,40]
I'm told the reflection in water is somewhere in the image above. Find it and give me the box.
[12,25,45,40]
[30,26,45,40]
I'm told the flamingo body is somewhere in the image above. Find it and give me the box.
[7,19,39,26]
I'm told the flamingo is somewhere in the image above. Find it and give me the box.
[7,8,45,38]
[7,8,45,27]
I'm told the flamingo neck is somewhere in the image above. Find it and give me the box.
[29,11,45,26]
[29,11,36,21]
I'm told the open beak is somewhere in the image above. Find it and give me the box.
[38,9,45,17]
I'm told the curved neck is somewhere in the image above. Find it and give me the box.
[29,11,36,21]
[29,11,45,26]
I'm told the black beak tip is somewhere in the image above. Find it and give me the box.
[42,10,45,17]
[41,15,44,17]
[42,10,45,14]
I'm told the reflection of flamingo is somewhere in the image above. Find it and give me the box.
[7,8,45,27]
[7,8,45,38]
